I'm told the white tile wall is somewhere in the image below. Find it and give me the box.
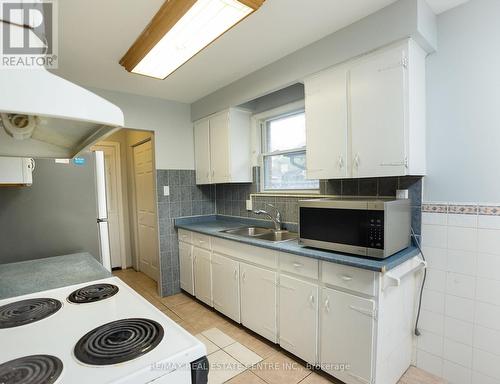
[418,204,500,384]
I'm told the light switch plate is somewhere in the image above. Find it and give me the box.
[163,186,170,196]
[246,199,253,211]
[396,189,409,199]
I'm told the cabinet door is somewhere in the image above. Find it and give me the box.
[179,242,194,295]
[321,288,375,384]
[350,46,407,178]
[212,253,240,323]
[193,247,212,306]
[194,119,211,184]
[240,263,277,342]
[209,111,230,183]
[305,68,348,179]
[279,275,318,365]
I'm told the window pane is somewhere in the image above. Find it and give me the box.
[263,151,319,190]
[266,112,306,152]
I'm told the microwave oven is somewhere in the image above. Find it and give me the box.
[298,198,411,259]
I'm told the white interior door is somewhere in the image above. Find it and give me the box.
[133,140,159,282]
[92,144,123,269]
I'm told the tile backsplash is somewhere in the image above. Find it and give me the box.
[156,170,215,296]
[156,168,422,296]
[417,202,500,383]
[216,167,423,234]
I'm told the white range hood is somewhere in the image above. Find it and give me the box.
[0,23,124,159]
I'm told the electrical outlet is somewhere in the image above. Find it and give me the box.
[396,189,409,199]
[163,186,170,196]
[246,199,253,211]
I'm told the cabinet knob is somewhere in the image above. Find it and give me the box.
[309,294,315,306]
[234,269,238,280]
[241,271,246,282]
[292,262,302,269]
[340,275,353,282]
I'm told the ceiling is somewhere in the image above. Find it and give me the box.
[426,0,469,14]
[54,0,468,104]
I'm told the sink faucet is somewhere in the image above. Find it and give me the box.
[253,203,282,231]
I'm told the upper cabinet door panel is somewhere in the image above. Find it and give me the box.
[350,46,407,178]
[194,119,211,184]
[209,111,230,184]
[305,67,348,179]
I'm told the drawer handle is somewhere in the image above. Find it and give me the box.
[292,262,302,268]
[340,275,353,282]
[198,240,205,244]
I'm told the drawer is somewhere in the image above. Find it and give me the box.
[193,233,211,250]
[322,262,377,296]
[279,252,318,280]
[178,229,192,244]
[212,237,277,269]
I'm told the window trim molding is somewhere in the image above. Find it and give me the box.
[253,100,319,193]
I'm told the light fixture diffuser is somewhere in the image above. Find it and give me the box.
[120,0,265,79]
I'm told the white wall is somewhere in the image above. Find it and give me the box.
[425,0,500,203]
[89,88,194,170]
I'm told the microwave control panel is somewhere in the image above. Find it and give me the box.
[367,212,384,249]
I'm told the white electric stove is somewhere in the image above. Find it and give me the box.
[0,277,208,384]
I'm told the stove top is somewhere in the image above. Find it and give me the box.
[74,318,164,365]
[67,283,119,304]
[0,298,62,329]
[0,277,206,384]
[0,355,63,384]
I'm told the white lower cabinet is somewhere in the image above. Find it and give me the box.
[240,262,277,342]
[178,231,418,384]
[321,287,376,384]
[211,253,240,322]
[179,241,194,295]
[193,246,212,306]
[279,275,318,365]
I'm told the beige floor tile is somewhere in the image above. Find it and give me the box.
[161,308,183,323]
[299,372,339,383]
[202,328,236,348]
[252,352,311,384]
[208,350,246,384]
[224,342,262,368]
[232,330,278,359]
[398,366,447,384]
[226,370,267,384]
[170,300,213,319]
[196,334,220,355]
[160,292,193,308]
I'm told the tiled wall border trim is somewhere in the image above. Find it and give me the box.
[422,203,500,216]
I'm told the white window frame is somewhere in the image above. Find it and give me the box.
[254,101,319,194]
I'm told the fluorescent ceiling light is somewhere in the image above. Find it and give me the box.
[120,0,264,80]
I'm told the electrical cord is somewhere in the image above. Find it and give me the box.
[411,226,426,336]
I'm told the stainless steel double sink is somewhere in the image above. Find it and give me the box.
[220,226,298,243]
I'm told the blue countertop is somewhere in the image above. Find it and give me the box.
[175,215,420,273]
[0,253,111,300]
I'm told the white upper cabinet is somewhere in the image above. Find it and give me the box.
[305,67,348,179]
[193,108,252,185]
[304,39,426,179]
[194,119,211,185]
